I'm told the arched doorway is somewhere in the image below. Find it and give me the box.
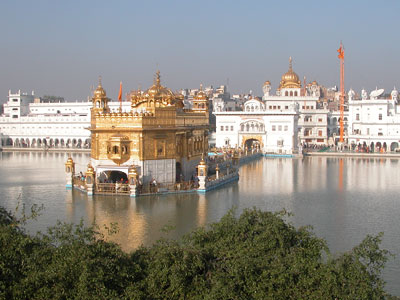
[109,171,127,183]
[85,138,91,148]
[383,142,387,151]
[370,142,374,152]
[98,171,128,183]
[244,138,261,150]
[176,162,182,182]
[390,142,399,152]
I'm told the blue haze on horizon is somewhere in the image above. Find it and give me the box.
[0,0,399,102]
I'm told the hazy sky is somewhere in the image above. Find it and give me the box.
[0,0,399,102]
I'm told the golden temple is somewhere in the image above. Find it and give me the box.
[88,71,210,184]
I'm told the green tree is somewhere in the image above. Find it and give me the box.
[0,206,398,300]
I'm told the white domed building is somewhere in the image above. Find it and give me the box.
[214,58,328,154]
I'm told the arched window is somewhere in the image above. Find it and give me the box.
[246,124,250,131]
[113,146,119,154]
[241,124,244,131]
[290,91,293,96]
[285,91,288,96]
[294,91,298,96]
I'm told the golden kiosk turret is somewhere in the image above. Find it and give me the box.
[65,157,75,188]
[85,164,95,196]
[91,77,110,115]
[192,84,209,114]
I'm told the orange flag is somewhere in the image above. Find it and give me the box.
[118,81,122,101]
[337,45,344,59]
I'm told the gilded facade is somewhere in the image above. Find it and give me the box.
[89,72,209,184]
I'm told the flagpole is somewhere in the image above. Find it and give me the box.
[118,81,122,113]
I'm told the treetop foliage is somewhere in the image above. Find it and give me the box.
[0,206,398,300]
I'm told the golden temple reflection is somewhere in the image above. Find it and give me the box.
[197,193,207,227]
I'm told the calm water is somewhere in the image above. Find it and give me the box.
[0,151,399,295]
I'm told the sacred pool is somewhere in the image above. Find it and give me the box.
[0,151,399,296]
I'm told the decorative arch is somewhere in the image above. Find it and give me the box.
[240,120,265,133]
[390,142,399,152]
[242,135,263,149]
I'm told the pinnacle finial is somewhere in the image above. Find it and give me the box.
[155,70,161,86]
[289,57,293,71]
[200,83,203,91]
[98,75,102,87]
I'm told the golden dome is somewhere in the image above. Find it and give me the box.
[263,80,271,86]
[94,77,106,98]
[199,153,206,165]
[131,71,183,109]
[146,70,174,98]
[196,84,208,100]
[86,164,94,173]
[312,80,318,85]
[279,57,301,89]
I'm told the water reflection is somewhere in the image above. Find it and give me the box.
[0,153,399,295]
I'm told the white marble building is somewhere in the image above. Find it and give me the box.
[262,58,329,146]
[214,97,298,154]
[214,58,328,154]
[347,87,400,151]
[0,90,130,148]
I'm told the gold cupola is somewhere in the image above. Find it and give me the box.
[91,76,110,114]
[192,84,209,113]
[279,57,301,89]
